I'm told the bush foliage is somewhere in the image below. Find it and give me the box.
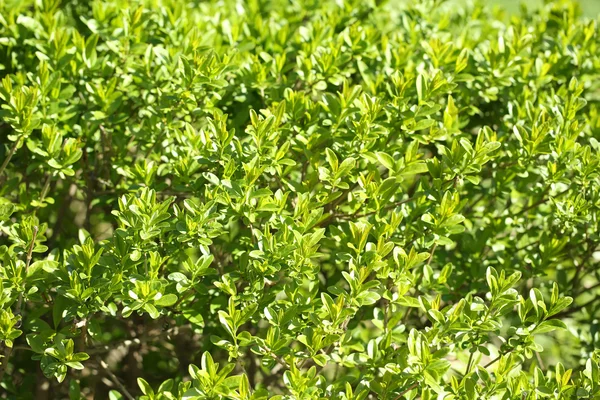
[1,0,600,398]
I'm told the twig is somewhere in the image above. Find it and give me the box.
[17,226,38,312]
[78,318,88,352]
[568,239,597,290]
[573,281,600,299]
[427,243,437,266]
[484,349,514,369]
[98,358,136,400]
[393,382,419,400]
[382,298,389,333]
[463,192,485,215]
[39,175,52,203]
[333,196,415,220]
[264,348,289,370]
[33,175,52,217]
[510,187,570,218]
[512,187,551,217]
[0,138,20,183]
[514,239,540,252]
[172,289,195,309]
[535,351,545,370]
[300,161,308,184]
[484,355,501,368]
[465,351,474,375]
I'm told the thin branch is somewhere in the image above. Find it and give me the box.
[333,196,415,220]
[33,175,53,218]
[427,243,438,266]
[402,308,412,325]
[172,289,195,309]
[511,187,570,218]
[573,281,600,299]
[535,351,546,370]
[98,358,136,400]
[512,187,551,217]
[484,349,514,369]
[463,192,486,215]
[39,175,52,203]
[0,138,20,183]
[568,239,598,290]
[465,351,474,376]
[514,239,540,252]
[393,382,419,400]
[300,160,308,185]
[269,350,289,369]
[484,355,502,368]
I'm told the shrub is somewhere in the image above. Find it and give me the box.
[1,0,600,398]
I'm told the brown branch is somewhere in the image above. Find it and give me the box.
[483,348,515,369]
[484,354,502,368]
[172,289,195,309]
[393,382,419,400]
[427,243,437,266]
[98,358,135,400]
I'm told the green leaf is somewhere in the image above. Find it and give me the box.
[325,148,338,171]
[535,319,567,334]
[155,293,178,307]
[144,304,160,319]
[138,378,155,396]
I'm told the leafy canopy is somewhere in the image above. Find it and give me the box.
[1,0,600,399]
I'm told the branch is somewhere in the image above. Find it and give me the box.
[0,138,20,184]
[484,355,502,368]
[427,243,437,266]
[98,358,135,400]
[465,351,474,376]
[484,349,514,369]
[333,196,415,220]
[512,187,570,218]
[393,382,419,400]
[568,239,598,290]
[573,281,600,299]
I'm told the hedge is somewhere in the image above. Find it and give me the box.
[1,0,600,398]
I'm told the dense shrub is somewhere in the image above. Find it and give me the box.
[1,0,600,398]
